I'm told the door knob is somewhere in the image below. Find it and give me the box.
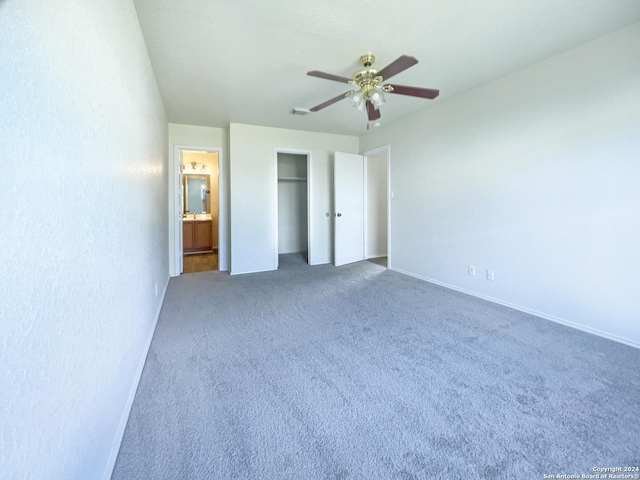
[336,213,342,217]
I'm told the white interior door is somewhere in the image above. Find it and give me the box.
[334,152,365,266]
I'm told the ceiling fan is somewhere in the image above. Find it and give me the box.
[307,53,439,125]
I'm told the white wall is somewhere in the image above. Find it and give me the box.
[365,150,388,259]
[361,22,640,347]
[168,123,229,271]
[0,1,168,479]
[229,124,359,274]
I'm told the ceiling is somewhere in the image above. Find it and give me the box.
[132,0,640,137]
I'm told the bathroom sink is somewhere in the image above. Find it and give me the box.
[183,214,212,221]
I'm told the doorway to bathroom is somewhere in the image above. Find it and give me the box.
[181,150,219,273]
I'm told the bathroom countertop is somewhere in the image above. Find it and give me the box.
[183,214,212,221]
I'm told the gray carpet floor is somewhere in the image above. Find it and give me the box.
[112,254,640,479]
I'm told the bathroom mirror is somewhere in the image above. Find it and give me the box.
[183,174,210,214]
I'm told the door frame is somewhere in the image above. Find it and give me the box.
[273,149,313,269]
[362,144,391,267]
[170,145,225,276]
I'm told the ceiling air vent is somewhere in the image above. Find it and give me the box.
[291,107,311,116]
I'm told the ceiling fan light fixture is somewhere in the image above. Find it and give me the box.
[370,89,385,109]
[306,53,439,125]
[349,90,364,107]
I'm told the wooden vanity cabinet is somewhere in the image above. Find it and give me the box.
[183,220,213,253]
[183,222,195,249]
[195,221,212,248]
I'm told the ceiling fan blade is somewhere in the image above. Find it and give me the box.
[376,55,418,81]
[387,84,440,99]
[309,91,350,112]
[307,70,352,84]
[366,101,381,121]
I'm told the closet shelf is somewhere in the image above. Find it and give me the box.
[277,176,307,182]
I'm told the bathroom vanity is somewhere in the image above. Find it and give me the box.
[183,218,213,253]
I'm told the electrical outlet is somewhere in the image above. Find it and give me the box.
[486,269,494,281]
[468,265,476,276]
[155,282,158,296]
[252,250,257,258]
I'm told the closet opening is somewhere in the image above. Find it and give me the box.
[276,151,310,269]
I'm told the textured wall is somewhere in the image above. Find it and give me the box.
[361,23,640,347]
[0,1,168,479]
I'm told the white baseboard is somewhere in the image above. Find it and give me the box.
[101,275,170,480]
[230,267,276,275]
[390,267,640,350]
